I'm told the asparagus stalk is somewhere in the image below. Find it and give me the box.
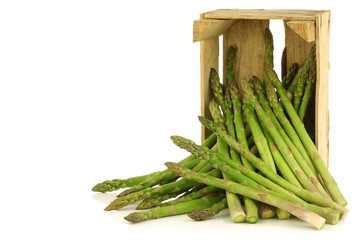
[124,196,225,223]
[282,63,299,89]
[229,83,259,223]
[187,198,228,221]
[171,136,341,224]
[136,192,182,210]
[264,78,318,177]
[209,99,246,223]
[105,168,221,211]
[114,133,217,197]
[165,162,326,230]
[263,28,274,92]
[225,45,237,86]
[116,156,200,197]
[241,80,322,195]
[253,77,329,199]
[298,61,316,121]
[210,68,226,110]
[92,172,159,193]
[196,117,348,217]
[265,65,347,206]
[242,94,276,172]
[208,154,340,224]
[264,28,274,68]
[287,46,316,98]
[243,90,287,219]
[160,185,219,207]
[260,205,276,219]
[293,67,308,112]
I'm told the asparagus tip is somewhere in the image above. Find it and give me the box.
[124,212,144,223]
[187,209,210,221]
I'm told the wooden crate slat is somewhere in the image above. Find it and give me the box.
[203,9,327,20]
[223,19,269,95]
[196,9,331,165]
[200,37,219,141]
[286,21,316,42]
[193,19,236,42]
[315,11,331,167]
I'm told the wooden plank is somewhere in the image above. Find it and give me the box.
[284,20,315,72]
[203,9,326,21]
[193,19,236,42]
[315,11,331,167]
[286,21,316,42]
[200,37,219,142]
[223,19,269,95]
[284,19,317,160]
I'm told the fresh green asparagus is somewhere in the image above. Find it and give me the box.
[187,198,228,221]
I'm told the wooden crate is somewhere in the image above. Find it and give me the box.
[194,9,331,166]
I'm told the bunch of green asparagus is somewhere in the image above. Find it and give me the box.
[92,28,348,230]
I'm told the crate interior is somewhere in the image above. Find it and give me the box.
[196,10,330,165]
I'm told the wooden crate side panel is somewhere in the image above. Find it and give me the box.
[223,19,269,95]
[284,20,317,157]
[201,37,219,142]
[203,9,324,20]
[284,20,315,71]
[315,12,331,167]
[193,19,236,42]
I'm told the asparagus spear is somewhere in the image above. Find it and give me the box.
[242,94,276,172]
[260,205,276,219]
[104,168,221,211]
[165,162,326,230]
[282,63,299,89]
[241,80,322,195]
[263,28,274,92]
[196,117,348,217]
[264,28,274,68]
[243,90,287,219]
[209,99,246,223]
[187,198,228,221]
[160,185,219,207]
[136,192,182,210]
[225,45,237,86]
[264,78,318,177]
[210,68,226,110]
[116,134,217,197]
[265,65,347,206]
[116,157,200,197]
[92,172,160,193]
[298,61,316,121]
[171,136,342,224]
[253,77,329,199]
[229,82,259,223]
[124,196,225,223]
[293,68,308,112]
[287,46,316,98]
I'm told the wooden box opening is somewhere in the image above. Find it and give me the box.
[194,9,331,166]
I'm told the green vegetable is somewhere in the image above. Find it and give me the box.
[265,65,347,206]
[125,196,225,223]
[165,162,326,230]
[187,198,228,221]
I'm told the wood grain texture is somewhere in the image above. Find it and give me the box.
[193,19,236,42]
[200,37,219,141]
[315,11,331,167]
[203,9,326,20]
[223,19,269,96]
[196,9,331,163]
[284,20,315,72]
[286,21,316,42]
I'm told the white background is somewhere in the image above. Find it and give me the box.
[0,0,359,239]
